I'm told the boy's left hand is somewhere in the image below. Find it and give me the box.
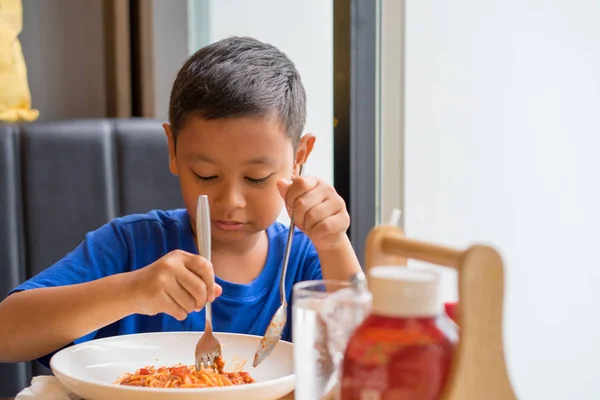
[277,176,350,251]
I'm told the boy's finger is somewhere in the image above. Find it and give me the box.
[176,267,208,310]
[277,179,292,200]
[285,176,320,207]
[292,189,327,229]
[311,211,348,238]
[163,292,189,321]
[184,254,216,302]
[302,198,338,233]
[169,278,197,314]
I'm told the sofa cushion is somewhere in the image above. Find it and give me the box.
[0,124,30,396]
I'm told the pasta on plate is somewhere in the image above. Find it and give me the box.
[115,356,255,388]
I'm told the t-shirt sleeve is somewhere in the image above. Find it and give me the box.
[9,220,129,295]
[7,220,129,367]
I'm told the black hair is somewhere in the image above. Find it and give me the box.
[169,36,306,148]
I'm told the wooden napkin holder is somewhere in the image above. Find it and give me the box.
[364,224,518,400]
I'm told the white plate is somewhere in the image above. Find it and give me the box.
[50,331,294,400]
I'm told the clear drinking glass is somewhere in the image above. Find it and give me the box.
[292,279,372,400]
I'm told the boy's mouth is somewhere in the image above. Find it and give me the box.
[213,220,246,232]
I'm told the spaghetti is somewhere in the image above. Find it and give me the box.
[115,356,255,388]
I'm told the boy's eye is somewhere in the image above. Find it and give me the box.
[245,174,274,184]
[194,173,217,182]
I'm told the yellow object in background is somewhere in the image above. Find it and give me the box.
[0,0,38,122]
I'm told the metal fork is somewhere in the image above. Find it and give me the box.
[253,164,305,367]
[194,195,222,371]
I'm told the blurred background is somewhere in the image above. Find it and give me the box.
[2,0,600,398]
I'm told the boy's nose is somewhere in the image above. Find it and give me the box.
[214,184,246,210]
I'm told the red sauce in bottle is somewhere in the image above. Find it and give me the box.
[341,267,457,400]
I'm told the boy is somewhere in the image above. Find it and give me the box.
[0,36,361,368]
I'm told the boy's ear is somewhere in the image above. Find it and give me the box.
[294,133,316,174]
[163,123,179,176]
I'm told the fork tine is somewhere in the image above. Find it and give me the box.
[195,344,221,370]
[198,355,217,371]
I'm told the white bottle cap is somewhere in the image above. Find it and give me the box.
[368,266,441,317]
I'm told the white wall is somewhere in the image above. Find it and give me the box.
[187,0,334,190]
[153,0,189,121]
[404,1,600,399]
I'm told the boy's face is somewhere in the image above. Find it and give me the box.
[164,116,314,246]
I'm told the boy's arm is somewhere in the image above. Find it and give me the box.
[0,218,221,364]
[278,176,362,281]
[0,249,221,363]
[0,272,136,363]
[316,234,361,281]
[0,221,132,362]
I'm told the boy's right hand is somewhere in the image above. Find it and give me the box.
[128,250,222,321]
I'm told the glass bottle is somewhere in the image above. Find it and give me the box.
[341,267,457,400]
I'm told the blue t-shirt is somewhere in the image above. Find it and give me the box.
[10,209,322,368]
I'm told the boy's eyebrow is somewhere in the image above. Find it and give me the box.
[245,156,276,165]
[188,154,276,165]
[189,154,217,164]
